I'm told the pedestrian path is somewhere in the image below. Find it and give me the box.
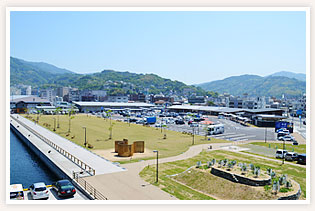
[12,114,125,175]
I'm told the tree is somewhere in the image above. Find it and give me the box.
[68,107,76,133]
[55,107,62,128]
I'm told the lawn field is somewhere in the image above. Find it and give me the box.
[250,142,306,154]
[140,150,306,200]
[24,114,229,160]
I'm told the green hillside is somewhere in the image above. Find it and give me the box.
[10,57,205,96]
[197,74,306,97]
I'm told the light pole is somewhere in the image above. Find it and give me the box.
[264,127,267,143]
[153,150,159,183]
[192,126,195,145]
[82,126,87,147]
[282,138,286,164]
[53,117,56,131]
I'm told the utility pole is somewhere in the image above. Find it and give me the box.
[264,127,267,143]
[192,127,195,145]
[153,150,159,183]
[83,126,87,147]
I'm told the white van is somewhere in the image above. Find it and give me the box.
[10,184,24,200]
[207,124,224,135]
[275,149,288,159]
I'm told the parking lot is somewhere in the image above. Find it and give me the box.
[110,112,278,142]
[24,187,89,200]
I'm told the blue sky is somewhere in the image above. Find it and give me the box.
[10,11,306,85]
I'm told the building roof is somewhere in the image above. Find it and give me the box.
[167,105,284,114]
[73,101,155,108]
[11,96,50,103]
[243,108,284,113]
[167,105,244,113]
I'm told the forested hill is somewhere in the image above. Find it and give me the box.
[10,57,206,96]
[197,74,306,98]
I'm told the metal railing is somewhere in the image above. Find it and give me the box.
[11,115,96,176]
[73,172,108,200]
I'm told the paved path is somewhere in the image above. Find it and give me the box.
[84,142,233,200]
[12,114,125,175]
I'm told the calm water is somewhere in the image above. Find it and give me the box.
[10,129,59,188]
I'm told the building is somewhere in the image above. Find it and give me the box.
[167,105,285,127]
[56,87,70,98]
[129,93,146,102]
[11,96,51,113]
[40,89,56,103]
[73,101,155,113]
[188,96,205,104]
[108,95,128,103]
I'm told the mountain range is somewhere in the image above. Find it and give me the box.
[197,74,306,98]
[10,57,306,98]
[10,57,205,96]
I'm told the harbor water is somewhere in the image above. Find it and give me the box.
[10,129,59,188]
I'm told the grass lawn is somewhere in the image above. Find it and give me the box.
[250,142,306,154]
[24,114,229,160]
[140,150,306,200]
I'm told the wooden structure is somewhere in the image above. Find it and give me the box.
[115,139,145,157]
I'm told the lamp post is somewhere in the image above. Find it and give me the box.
[53,117,56,131]
[264,127,267,143]
[153,150,159,183]
[192,126,195,145]
[82,126,87,147]
[282,138,286,164]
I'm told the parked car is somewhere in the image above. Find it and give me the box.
[285,152,298,161]
[10,184,24,200]
[277,131,290,138]
[278,135,295,142]
[297,154,306,165]
[293,141,299,145]
[30,182,49,200]
[175,120,185,125]
[52,180,76,198]
[190,123,199,127]
[275,149,288,159]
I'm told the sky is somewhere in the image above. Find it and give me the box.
[10,10,306,85]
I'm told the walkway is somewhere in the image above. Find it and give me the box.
[12,114,125,175]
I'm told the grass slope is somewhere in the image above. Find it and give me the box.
[140,150,306,200]
[25,114,228,160]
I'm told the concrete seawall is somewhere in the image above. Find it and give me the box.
[10,118,94,200]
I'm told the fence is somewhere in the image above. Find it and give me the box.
[11,115,96,176]
[73,172,108,200]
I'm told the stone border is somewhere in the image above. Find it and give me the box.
[277,183,301,200]
[210,167,271,186]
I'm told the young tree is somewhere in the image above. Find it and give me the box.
[68,107,76,133]
[55,107,62,128]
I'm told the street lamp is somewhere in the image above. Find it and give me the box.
[282,138,286,165]
[53,117,56,131]
[82,126,87,147]
[264,127,267,143]
[153,150,159,183]
[192,126,195,145]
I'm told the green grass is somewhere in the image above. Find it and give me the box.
[24,114,229,160]
[250,142,306,154]
[140,150,306,200]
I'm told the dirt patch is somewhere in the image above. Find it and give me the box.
[92,148,155,161]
